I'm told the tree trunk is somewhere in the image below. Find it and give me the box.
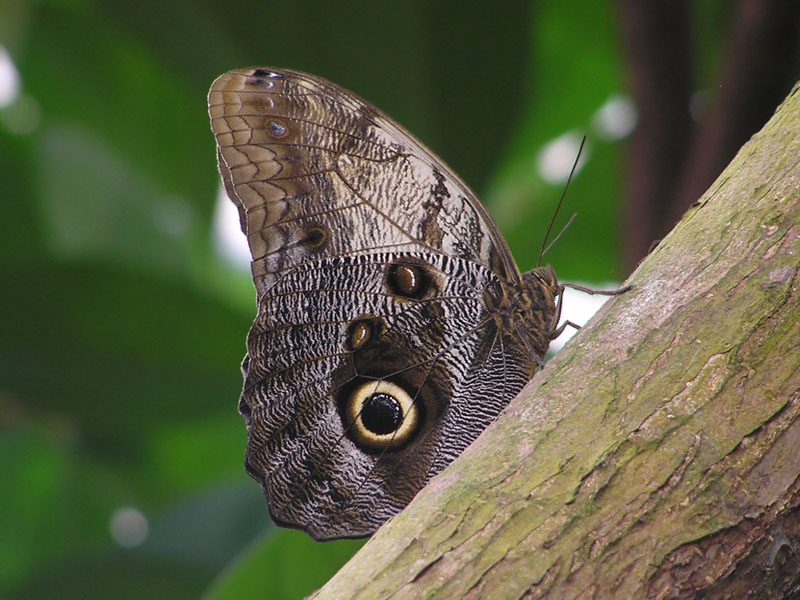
[312,81,800,599]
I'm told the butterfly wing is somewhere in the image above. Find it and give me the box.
[209,67,541,539]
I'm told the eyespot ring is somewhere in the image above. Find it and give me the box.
[345,380,419,450]
[301,225,327,248]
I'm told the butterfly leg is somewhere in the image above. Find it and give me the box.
[562,282,631,295]
[547,284,566,340]
[549,282,630,340]
[549,319,583,340]
[513,319,545,368]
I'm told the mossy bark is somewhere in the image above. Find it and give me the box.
[313,81,800,599]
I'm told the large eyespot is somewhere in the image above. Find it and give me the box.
[386,260,434,300]
[344,380,419,450]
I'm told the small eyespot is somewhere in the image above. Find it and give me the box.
[345,380,419,450]
[268,120,289,138]
[386,262,432,300]
[345,316,382,351]
[247,69,281,89]
[301,226,327,248]
[252,68,283,80]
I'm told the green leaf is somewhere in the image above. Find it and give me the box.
[204,530,365,600]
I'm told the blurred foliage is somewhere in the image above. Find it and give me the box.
[0,0,730,598]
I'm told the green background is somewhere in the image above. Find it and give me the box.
[0,1,730,598]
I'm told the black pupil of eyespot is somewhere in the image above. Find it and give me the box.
[361,393,404,435]
[304,228,323,245]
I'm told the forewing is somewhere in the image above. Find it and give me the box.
[208,67,519,296]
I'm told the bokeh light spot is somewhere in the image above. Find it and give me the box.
[0,45,20,108]
[110,506,149,548]
[213,184,251,269]
[592,95,637,141]
[536,131,588,185]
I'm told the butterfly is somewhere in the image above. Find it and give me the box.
[208,67,624,540]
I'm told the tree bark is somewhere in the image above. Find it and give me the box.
[312,82,800,599]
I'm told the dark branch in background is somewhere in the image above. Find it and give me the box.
[674,0,800,221]
[618,0,800,270]
[618,0,693,270]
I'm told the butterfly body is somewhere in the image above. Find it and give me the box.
[209,68,561,540]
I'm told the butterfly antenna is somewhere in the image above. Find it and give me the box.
[537,136,587,267]
[541,212,577,259]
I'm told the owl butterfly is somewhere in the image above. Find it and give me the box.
[209,67,625,541]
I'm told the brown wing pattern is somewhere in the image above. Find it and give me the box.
[209,67,552,540]
[209,67,519,295]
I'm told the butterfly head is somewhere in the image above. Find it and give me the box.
[511,265,562,362]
